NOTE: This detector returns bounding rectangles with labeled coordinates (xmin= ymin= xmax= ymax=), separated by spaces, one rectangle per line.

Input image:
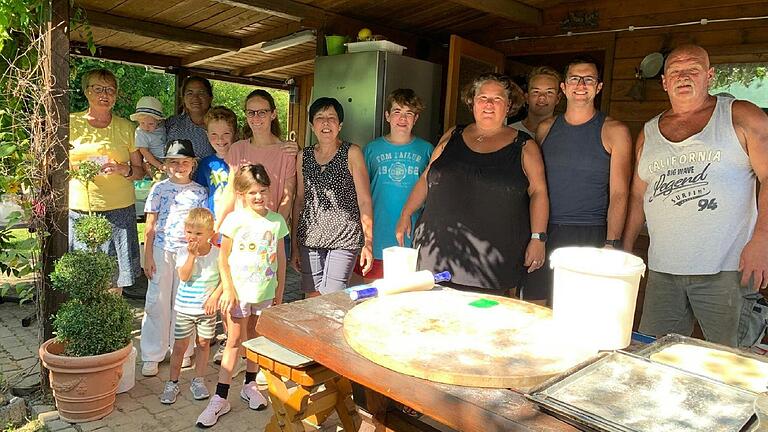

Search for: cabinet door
xmin=444 ymin=35 xmax=504 ymax=131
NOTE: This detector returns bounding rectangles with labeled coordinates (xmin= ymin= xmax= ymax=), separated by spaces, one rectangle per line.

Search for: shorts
xmin=638 ymin=270 xmax=752 ymax=347
xmin=174 ymin=311 xmax=216 ymax=340
xmin=353 ymin=259 xmax=384 ymax=280
xmin=230 ymin=298 xmax=273 ymax=319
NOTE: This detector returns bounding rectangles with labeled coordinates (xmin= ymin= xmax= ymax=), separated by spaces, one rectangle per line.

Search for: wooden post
xmin=175 ymin=68 xmax=190 ymax=115
xmin=39 ymin=0 xmax=70 ymax=386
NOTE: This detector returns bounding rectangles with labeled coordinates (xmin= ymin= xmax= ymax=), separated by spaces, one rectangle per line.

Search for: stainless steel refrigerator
xmin=313 ymin=51 xmax=442 ymax=147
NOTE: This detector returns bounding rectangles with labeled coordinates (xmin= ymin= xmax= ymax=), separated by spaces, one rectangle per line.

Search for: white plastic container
xmin=345 ymin=40 xmax=406 ymax=55
xmin=382 ymin=246 xmax=418 ymax=278
xmin=116 ymin=346 xmax=137 ymax=394
xmin=550 ymin=247 xmax=646 ymax=351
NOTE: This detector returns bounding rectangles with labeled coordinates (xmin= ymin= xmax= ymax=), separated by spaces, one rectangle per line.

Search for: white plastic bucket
xmin=116 ymin=346 xmax=137 ymax=394
xmin=382 ymin=246 xmax=418 ymax=279
xmin=550 ymin=247 xmax=646 ymax=351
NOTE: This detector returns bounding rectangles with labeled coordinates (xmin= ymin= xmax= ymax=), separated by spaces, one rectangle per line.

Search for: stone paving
xmin=0 ymin=268 xmax=359 ymax=432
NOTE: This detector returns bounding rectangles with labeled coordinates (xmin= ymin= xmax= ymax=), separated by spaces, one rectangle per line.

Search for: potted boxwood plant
xmin=39 ymin=161 xmax=134 ymax=423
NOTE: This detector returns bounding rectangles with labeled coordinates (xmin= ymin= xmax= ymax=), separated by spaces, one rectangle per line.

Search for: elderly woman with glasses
xmin=69 ymin=68 xmax=145 ymax=293
xmin=165 ymin=76 xmax=216 ymax=159
xmin=215 ymin=89 xmax=298 ymax=231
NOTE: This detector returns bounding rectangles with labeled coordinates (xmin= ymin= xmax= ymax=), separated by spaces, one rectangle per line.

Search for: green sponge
xmin=468 ymin=298 xmax=499 ymax=308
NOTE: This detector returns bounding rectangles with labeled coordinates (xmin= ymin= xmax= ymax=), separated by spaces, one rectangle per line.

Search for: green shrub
xmin=53 ymin=292 xmax=133 ymax=357
xmin=50 ymin=250 xmax=115 ymax=299
xmin=73 ymin=214 xmax=112 ymax=250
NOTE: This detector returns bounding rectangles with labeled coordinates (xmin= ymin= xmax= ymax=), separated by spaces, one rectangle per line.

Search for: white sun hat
xmin=130 ymin=96 xmax=165 ymax=121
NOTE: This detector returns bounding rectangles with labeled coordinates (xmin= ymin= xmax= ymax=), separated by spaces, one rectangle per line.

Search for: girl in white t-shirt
xmin=196 ymin=164 xmax=288 ymax=428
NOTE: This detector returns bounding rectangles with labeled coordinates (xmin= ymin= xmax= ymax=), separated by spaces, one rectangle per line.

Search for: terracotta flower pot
xmin=39 ymin=338 xmax=132 ymax=423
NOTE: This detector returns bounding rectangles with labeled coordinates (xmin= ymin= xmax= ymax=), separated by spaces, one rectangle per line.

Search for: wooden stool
xmin=243 ymin=336 xmax=361 ymax=432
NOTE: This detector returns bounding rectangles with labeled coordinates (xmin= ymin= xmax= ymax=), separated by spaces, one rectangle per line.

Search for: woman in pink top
xmin=215 ymin=90 xmax=298 ymax=230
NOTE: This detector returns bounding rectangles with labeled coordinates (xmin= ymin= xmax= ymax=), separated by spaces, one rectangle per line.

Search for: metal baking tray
xmin=635 ymin=334 xmax=768 ymax=394
xmin=526 ymin=350 xmax=758 ymax=432
xmin=636 ymin=334 xmax=768 ymax=362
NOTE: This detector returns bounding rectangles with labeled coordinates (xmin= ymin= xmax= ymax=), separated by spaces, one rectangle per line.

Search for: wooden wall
xmin=289 ymin=73 xmax=314 ymax=149
xmin=488 ymin=0 xmax=768 ymax=140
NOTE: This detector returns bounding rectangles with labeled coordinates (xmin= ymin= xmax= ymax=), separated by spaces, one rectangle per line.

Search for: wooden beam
xmin=181 ymin=22 xmax=305 ymax=67
xmin=84 ymin=9 xmax=242 ymax=51
xmin=449 ymin=0 xmax=542 ymax=25
xmin=213 ymin=0 xmax=318 ymax=21
xmin=70 ymin=43 xmax=182 ymax=68
xmin=40 ymin=0 xmax=70 ymax=374
xmin=235 ymin=50 xmax=315 ymax=76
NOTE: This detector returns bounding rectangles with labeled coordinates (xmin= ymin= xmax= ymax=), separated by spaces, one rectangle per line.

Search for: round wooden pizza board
xmin=343 ymin=289 xmax=598 ymax=389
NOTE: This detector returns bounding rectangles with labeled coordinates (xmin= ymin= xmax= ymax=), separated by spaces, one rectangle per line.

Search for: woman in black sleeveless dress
xmin=395 ymin=73 xmax=549 ymax=296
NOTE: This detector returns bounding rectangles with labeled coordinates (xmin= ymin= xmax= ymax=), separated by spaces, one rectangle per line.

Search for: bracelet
xmin=124 ymin=164 xmax=133 ymax=178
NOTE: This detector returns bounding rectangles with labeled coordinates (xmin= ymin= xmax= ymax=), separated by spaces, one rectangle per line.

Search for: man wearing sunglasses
xmin=523 ymin=55 xmax=633 ymax=306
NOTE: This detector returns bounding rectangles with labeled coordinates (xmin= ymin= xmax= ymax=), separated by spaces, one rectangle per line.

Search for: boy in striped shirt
xmin=160 ymin=208 xmax=222 ymax=404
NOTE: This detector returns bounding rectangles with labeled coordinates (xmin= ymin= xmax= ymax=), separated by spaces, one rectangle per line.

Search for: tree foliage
xmin=0 ymin=0 xmax=44 ymax=302
xmin=69 ymin=57 xmax=290 ymax=140
xmin=712 ymin=63 xmax=768 ymax=90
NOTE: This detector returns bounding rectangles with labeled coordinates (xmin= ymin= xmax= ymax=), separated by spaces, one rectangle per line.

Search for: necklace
xmin=474 ymin=126 xmax=504 ymax=142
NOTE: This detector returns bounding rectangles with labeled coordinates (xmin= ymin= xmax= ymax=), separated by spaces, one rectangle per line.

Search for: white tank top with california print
xmin=638 ymin=96 xmax=757 ymax=275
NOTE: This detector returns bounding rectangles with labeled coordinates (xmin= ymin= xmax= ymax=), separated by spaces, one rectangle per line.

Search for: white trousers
xmin=140 ymin=245 xmax=194 ymax=362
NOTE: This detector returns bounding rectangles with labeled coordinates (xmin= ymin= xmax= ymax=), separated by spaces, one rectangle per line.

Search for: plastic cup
xmin=382 ymin=246 xmax=418 ymax=279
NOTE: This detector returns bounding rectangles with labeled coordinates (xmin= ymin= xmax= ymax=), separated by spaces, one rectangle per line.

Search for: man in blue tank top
xmin=523 ymin=55 xmax=633 ymax=306
xmin=624 ymin=45 xmax=768 ymax=348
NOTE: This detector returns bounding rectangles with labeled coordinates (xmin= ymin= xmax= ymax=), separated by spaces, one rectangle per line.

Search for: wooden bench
xmin=243 ymin=336 xmax=361 ymax=432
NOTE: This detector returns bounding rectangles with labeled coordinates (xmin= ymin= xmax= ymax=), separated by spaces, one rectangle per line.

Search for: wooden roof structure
xmin=70 ymin=0 xmax=563 ymax=85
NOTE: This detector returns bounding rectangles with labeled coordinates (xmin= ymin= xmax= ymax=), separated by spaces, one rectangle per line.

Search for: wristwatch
xmin=605 ymin=239 xmax=622 ymax=248
xmin=531 ymin=232 xmax=548 ymax=242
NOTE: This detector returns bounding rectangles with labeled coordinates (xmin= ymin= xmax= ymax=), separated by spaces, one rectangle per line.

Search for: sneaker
xmin=196 ymin=395 xmax=231 ymax=428
xmin=240 ymin=381 xmax=268 ymax=410
xmin=181 ymin=356 xmax=193 ymax=368
xmin=213 ymin=342 xmax=225 ymax=365
xmin=141 ymin=361 xmax=159 ymax=377
xmin=190 ymin=377 xmax=210 ymax=400
xmin=231 ymin=357 xmax=246 ymax=379
xmin=256 ymin=370 xmax=268 ymax=386
xmin=159 ymin=381 xmax=180 ymax=404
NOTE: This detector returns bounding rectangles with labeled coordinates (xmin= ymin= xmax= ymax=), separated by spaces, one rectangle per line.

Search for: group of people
xmin=67 ymin=42 xmax=768 ymax=427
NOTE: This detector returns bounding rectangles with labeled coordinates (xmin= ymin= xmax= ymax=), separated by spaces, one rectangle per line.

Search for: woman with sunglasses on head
xmin=69 ymin=68 xmax=145 ymax=294
xmin=215 ymin=89 xmax=298 ymax=232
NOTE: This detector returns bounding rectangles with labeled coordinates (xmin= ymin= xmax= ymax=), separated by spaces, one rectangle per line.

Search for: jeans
xmin=299 ymin=247 xmax=359 ymax=295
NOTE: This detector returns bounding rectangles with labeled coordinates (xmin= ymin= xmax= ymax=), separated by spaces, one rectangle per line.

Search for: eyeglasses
xmin=88 ymin=85 xmax=116 ymax=95
xmin=566 ymin=75 xmax=599 ymax=86
xmin=245 ymin=109 xmax=273 ymax=118
xmin=313 ymin=115 xmax=339 ymax=124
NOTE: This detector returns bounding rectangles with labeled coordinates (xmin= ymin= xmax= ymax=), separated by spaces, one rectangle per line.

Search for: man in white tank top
xmin=624 ymin=45 xmax=768 ymax=347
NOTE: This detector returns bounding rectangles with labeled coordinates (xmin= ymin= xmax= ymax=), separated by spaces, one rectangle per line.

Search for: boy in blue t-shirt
xmin=354 ymin=89 xmax=433 ymax=281
xmin=194 ymin=106 xmax=237 ymax=217
xmin=193 ymin=106 xmax=237 ymax=365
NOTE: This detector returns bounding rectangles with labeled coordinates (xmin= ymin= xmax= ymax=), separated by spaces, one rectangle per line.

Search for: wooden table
xmin=256 ymin=292 xmax=577 ymax=432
